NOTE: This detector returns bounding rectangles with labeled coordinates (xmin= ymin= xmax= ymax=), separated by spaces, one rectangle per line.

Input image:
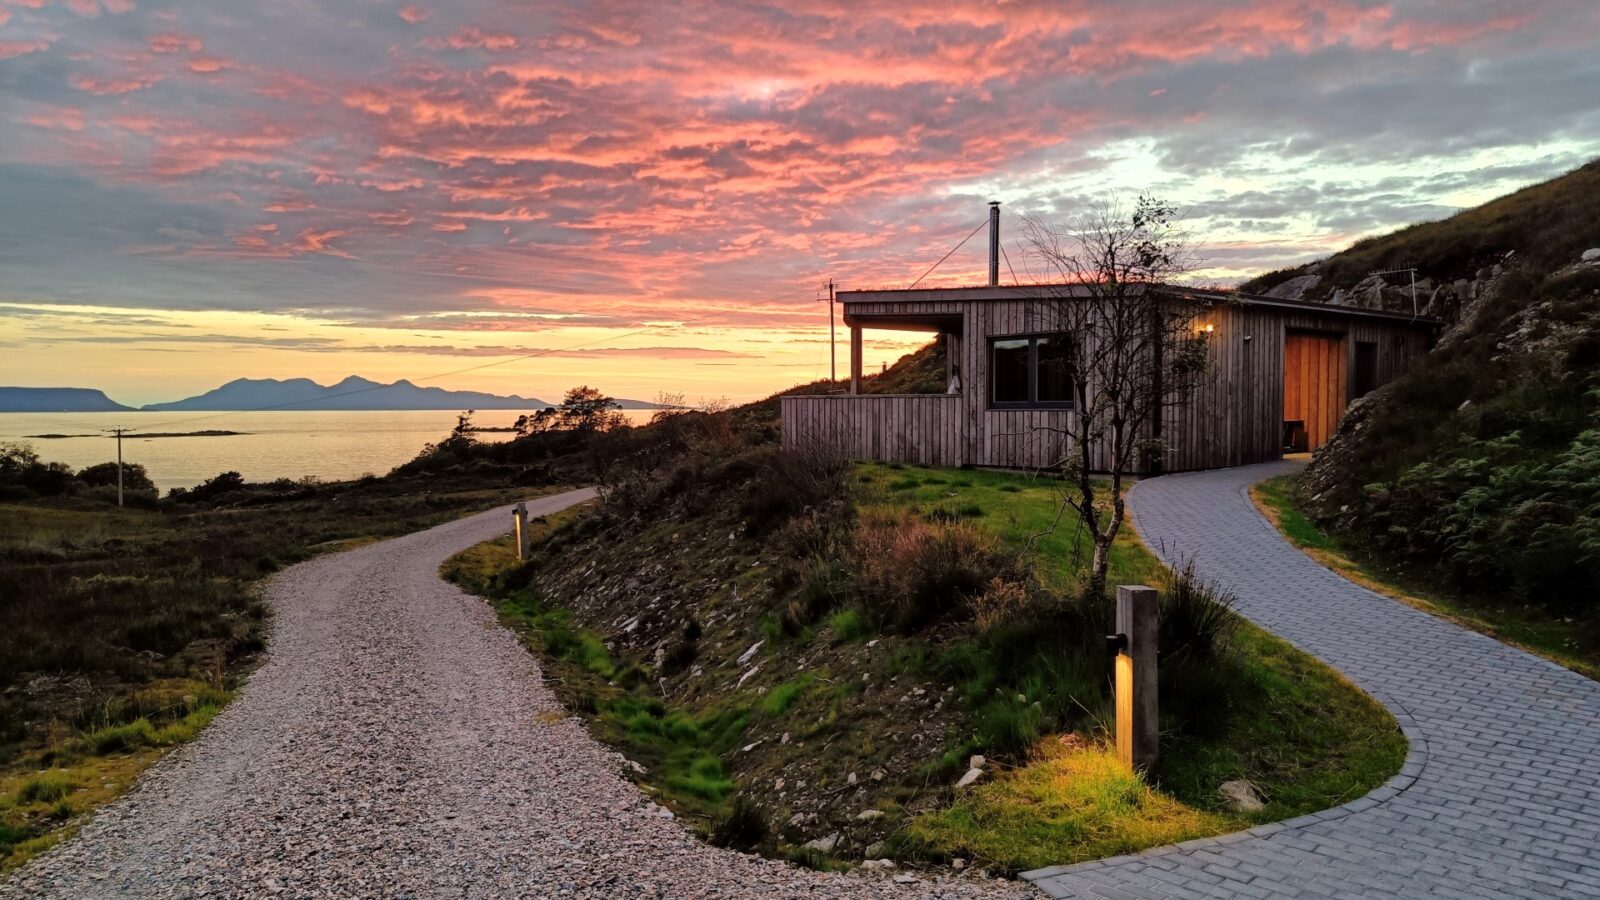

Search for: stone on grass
xmin=855 ymin=809 xmax=883 ymax=821
xmin=1582 ymin=248 xmax=1600 ymax=261
xmin=955 ymin=767 xmax=985 ymax=788
xmin=1219 ymin=779 xmax=1266 ymax=812
xmin=803 ymin=833 xmax=840 ymax=853
xmin=737 ymin=640 xmax=764 ymax=665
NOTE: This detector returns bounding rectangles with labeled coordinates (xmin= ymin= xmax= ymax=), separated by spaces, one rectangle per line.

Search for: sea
xmin=0 ymin=409 xmax=658 ymax=494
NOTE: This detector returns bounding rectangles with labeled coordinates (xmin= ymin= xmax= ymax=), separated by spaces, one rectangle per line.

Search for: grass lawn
xmin=868 ymin=465 xmax=1405 ymax=873
xmin=854 ymin=462 xmax=1164 ymax=592
xmin=1253 ymin=475 xmax=1599 ymax=681
xmin=449 ymin=462 xmax=1406 ymax=877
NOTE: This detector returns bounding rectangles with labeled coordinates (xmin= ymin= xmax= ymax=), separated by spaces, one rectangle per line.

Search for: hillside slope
xmin=1289 ymin=161 xmax=1600 ymax=639
xmin=1242 ymin=159 xmax=1600 ymax=324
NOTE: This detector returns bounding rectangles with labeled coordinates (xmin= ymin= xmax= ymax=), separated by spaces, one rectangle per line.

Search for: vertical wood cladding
xmin=1284 ymin=331 xmax=1347 ymax=451
xmin=784 ymin=293 xmax=1434 ymax=472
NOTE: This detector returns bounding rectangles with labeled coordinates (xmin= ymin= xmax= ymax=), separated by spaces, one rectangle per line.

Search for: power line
xmin=908 ymin=218 xmax=988 ymax=289
xmin=1000 ymin=244 xmax=1020 ymax=285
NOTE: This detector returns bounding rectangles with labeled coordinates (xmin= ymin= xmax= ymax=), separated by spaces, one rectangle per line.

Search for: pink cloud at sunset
xmin=1 ymin=0 xmax=1598 ymax=403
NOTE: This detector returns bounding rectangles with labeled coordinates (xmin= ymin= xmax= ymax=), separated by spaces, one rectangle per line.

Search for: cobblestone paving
xmin=1024 ymin=461 xmax=1600 ymax=899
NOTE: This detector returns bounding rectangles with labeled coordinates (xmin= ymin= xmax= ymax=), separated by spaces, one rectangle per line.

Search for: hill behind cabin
xmin=1286 ymin=159 xmax=1600 ymax=617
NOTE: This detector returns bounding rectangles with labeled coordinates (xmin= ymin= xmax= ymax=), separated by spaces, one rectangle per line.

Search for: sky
xmin=2 ymin=1 xmax=1598 ymax=406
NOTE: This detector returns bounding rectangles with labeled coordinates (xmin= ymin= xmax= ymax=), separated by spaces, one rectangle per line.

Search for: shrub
xmin=970 ymin=577 xmax=1031 ymax=632
xmin=83 ymin=718 xmax=157 ymax=754
xmin=853 ymin=510 xmax=1030 ymax=633
xmin=779 ymin=558 xmax=850 ymax=634
xmin=710 ymin=792 xmax=769 ymax=850
xmin=77 ymin=462 xmax=155 ymax=492
xmin=1158 ymin=560 xmax=1239 ymax=660
xmin=761 ymin=678 xmax=808 ymax=716
xmin=16 ymin=771 xmax=76 ymax=804
xmin=825 ymin=608 xmax=870 ymax=641
xmin=974 ymin=698 xmax=1044 ymax=755
xmin=178 ymin=471 xmax=246 ymax=503
xmin=737 ymin=445 xmax=849 ymax=536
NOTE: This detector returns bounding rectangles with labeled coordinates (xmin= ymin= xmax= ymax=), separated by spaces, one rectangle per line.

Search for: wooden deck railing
xmin=779 ymin=393 xmax=965 ymax=467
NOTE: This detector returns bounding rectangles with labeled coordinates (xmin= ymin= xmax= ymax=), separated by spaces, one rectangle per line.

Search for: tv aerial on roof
xmin=1369 ymin=265 xmax=1419 ymax=318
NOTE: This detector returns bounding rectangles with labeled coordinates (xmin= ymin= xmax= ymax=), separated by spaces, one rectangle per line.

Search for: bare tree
xmin=1020 ymin=195 xmax=1211 ymax=598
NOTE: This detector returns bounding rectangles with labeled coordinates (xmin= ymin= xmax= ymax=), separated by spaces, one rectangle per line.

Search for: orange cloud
xmin=70 ymin=73 xmax=160 ymax=94
xmin=185 ymin=54 xmax=233 ymax=73
xmin=148 ymin=32 xmax=201 ymax=53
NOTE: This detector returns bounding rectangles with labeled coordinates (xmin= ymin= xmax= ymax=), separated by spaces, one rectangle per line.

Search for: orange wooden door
xmin=1283 ymin=332 xmax=1347 ymax=450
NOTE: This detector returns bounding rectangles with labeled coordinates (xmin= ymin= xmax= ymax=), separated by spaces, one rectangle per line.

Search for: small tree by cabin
xmin=1019 ymin=196 xmax=1211 ymax=597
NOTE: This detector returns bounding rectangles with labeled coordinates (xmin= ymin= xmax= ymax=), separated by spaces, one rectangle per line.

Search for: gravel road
xmin=3 ymin=489 xmax=1031 ymax=900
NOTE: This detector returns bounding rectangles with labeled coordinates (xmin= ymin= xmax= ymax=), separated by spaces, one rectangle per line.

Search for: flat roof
xmin=838 ymin=283 xmax=1442 ymax=328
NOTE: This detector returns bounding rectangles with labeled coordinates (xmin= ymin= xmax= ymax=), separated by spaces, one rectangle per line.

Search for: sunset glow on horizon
xmin=3 ymin=1 xmax=1598 ymax=405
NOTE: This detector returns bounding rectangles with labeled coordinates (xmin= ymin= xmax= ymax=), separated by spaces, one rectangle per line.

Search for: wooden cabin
xmin=780 ymin=284 xmax=1438 ymax=473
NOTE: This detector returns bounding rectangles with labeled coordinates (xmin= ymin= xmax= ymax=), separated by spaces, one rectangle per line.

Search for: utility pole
xmin=109 ymin=427 xmax=128 ymax=507
xmin=819 ymin=278 xmax=837 ymax=384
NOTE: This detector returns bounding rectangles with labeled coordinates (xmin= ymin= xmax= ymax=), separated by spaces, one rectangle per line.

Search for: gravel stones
xmin=1 ymin=489 xmax=1029 ymax=900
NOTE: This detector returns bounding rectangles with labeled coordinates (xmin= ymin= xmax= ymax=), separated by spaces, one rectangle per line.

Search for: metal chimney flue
xmin=987 ymin=201 xmax=1001 ymax=287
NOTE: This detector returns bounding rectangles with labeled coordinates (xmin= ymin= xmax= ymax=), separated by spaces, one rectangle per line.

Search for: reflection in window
xmin=1037 ymin=336 xmax=1073 ymax=403
xmin=992 ymin=339 xmax=1030 ymax=404
xmin=988 ymin=334 xmax=1073 ymax=408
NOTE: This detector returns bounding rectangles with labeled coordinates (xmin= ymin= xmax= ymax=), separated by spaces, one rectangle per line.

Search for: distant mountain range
xmin=0 ymin=387 xmax=135 ymax=412
xmin=1 ymin=377 xmax=661 ymax=413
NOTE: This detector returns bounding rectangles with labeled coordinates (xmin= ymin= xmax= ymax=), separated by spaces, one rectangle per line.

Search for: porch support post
xmin=849 ymin=325 xmax=863 ymax=394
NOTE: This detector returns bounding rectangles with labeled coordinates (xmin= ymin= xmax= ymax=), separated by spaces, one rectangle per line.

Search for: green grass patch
xmin=855 ymin=463 xmax=1163 ymax=593
xmin=15 ymin=771 xmax=76 ymax=804
xmin=825 ymin=608 xmax=869 ymax=642
xmin=867 ymin=465 xmax=1406 ymax=869
xmin=909 ymin=742 xmax=1230 ymax=874
xmin=761 ymin=677 xmax=810 ymax=716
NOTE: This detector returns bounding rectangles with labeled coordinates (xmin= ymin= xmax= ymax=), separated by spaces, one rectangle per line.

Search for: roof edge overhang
xmin=839 ymin=283 xmax=1442 ymax=328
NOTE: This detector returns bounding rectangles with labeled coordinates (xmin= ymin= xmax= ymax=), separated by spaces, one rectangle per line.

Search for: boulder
xmin=1219 ymin=779 xmax=1266 ymax=812
xmin=737 ymin=640 xmax=764 ymax=665
xmin=803 ymin=833 xmax=840 ymax=853
xmin=1263 ymin=273 xmax=1321 ymax=300
xmin=1583 ymin=248 xmax=1600 ymax=262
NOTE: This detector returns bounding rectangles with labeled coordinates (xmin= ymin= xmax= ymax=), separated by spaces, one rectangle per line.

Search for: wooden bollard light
xmin=1109 ymin=585 xmax=1159 ymax=771
xmin=513 ymin=502 xmax=530 ymax=562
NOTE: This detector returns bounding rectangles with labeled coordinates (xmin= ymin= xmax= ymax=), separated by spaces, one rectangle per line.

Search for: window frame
xmin=988 ymin=332 xmax=1076 ymax=410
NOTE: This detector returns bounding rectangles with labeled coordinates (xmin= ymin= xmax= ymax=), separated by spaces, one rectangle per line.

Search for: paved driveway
xmin=1025 ymin=461 xmax=1600 ymax=899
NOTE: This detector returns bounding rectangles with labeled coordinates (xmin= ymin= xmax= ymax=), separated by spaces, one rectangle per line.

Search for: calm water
xmin=0 ymin=409 xmax=656 ymax=493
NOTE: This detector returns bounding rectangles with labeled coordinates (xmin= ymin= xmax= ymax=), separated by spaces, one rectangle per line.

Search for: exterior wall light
xmin=1197 ymin=323 xmax=1215 ymax=334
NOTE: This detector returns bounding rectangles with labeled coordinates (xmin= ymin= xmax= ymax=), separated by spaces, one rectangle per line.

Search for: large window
xmin=989 ymin=334 xmax=1074 ymax=409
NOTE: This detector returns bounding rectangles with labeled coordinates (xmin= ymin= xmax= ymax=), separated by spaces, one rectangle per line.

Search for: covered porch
xmin=781 ymin=303 xmax=969 ymax=467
